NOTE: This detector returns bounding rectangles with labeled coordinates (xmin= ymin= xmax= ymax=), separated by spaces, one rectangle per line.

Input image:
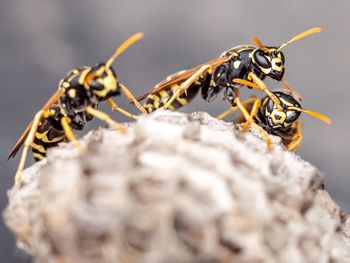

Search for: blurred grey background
xmin=0 ymin=0 xmax=349 ymax=262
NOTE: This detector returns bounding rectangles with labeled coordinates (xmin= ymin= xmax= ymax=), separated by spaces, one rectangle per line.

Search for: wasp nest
xmin=3 ymin=111 xmax=350 ymax=263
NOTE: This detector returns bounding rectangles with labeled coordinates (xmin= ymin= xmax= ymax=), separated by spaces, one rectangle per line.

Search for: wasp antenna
xmin=105 ymin=32 xmax=144 ymax=69
xmin=289 ymin=107 xmax=331 ymax=124
xmin=281 ymin=78 xmax=303 ymax=101
xmin=277 ymin=27 xmax=323 ymax=52
xmin=233 ymin=78 xmax=260 ymax=90
xmin=251 ymin=37 xmax=268 ymax=51
xmin=251 ymin=37 xmax=265 ymax=48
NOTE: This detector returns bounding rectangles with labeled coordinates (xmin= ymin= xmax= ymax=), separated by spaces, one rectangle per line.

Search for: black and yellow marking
xmin=217 ymin=89 xmax=331 ymax=152
xmin=143 ymin=65 xmax=212 ymax=113
xmin=9 ymin=33 xmax=147 ymax=186
xmin=31 ymin=110 xmax=66 ymax=161
xmin=144 ymin=82 xmax=201 ymax=113
xmin=138 ymin=28 xmax=323 ymax=116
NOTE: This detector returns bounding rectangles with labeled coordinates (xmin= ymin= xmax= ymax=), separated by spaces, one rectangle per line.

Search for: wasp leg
xmin=235 ymin=97 xmax=272 ymax=150
xmin=287 ymin=121 xmax=303 ymax=152
xmin=161 ymin=64 xmax=213 ymax=110
xmin=86 ymin=106 xmax=126 ymax=133
xmin=216 ymin=97 xmax=257 ymax=120
xmin=247 ymin=72 xmax=283 ymax=111
xmin=234 ymin=87 xmax=240 ymax=99
xmin=14 ymin=110 xmax=44 ymax=185
xmin=61 ymin=116 xmax=83 ymax=151
xmin=249 ymin=121 xmax=272 ymax=151
xmin=241 ymin=98 xmax=261 ymax=132
xmin=119 ymin=84 xmax=147 ymax=114
xmin=106 ymin=99 xmax=138 ymax=120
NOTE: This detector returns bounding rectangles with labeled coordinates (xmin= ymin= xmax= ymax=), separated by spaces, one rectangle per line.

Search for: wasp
xmin=8 ymin=33 xmax=147 ymax=185
xmin=217 ymin=80 xmax=331 ymax=151
xmin=137 ymin=28 xmax=322 ymax=113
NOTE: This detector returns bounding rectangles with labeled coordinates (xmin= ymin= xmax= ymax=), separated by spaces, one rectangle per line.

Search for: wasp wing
xmin=136 ymin=56 xmax=230 ymax=101
xmin=7 ymin=121 xmax=34 ymax=159
xmin=8 ymin=89 xmax=64 ymax=159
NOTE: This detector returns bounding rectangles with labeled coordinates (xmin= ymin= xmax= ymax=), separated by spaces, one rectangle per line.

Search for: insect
xmin=8 ymin=33 xmax=147 ymax=185
xmin=217 ymin=80 xmax=331 ymax=151
xmin=137 ymin=28 xmax=322 ymax=113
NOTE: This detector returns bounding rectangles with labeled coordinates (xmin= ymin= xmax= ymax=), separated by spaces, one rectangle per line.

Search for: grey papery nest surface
xmin=3 ymin=111 xmax=350 ymax=263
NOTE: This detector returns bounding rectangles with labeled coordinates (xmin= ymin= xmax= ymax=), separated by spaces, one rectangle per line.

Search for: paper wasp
xmin=137 ymin=28 xmax=322 ymax=113
xmin=217 ymin=79 xmax=331 ymax=151
xmin=8 ymin=33 xmax=147 ymax=185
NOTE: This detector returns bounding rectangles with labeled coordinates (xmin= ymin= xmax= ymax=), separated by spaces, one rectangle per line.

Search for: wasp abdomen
xmin=144 ymin=84 xmax=201 ymax=113
xmin=31 ymin=109 xmax=65 ymax=161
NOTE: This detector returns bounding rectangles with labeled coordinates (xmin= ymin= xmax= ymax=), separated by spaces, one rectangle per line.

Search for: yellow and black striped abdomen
xmin=144 ymin=84 xmax=200 ymax=113
xmin=31 ymin=110 xmax=65 ymax=161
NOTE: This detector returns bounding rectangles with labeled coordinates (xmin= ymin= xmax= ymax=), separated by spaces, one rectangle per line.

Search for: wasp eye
xmin=286 ymin=110 xmax=300 ymax=123
xmin=254 ymin=50 xmax=271 ymax=68
xmin=266 ymin=97 xmax=275 ymax=112
xmin=277 ymin=51 xmax=285 ymax=64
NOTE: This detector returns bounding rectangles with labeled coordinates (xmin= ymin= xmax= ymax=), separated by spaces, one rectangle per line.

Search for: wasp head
xmin=252 ymin=48 xmax=285 ymax=81
xmin=261 ymin=91 xmax=301 ymax=130
xmin=84 ymin=63 xmax=120 ymax=100
xmin=251 ymin=28 xmax=323 ymax=81
xmin=82 ymin=33 xmax=144 ymax=101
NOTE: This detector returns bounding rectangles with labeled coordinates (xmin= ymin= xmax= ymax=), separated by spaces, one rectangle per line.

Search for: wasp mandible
xmin=137 ymin=28 xmax=322 ymax=113
xmin=8 ymin=33 xmax=147 ymax=185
